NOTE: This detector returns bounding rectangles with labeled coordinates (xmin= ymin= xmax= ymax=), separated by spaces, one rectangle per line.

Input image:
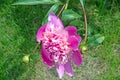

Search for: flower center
xmin=42 ymin=31 xmax=71 ymax=64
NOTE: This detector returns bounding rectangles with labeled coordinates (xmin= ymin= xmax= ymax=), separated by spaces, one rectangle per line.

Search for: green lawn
xmin=0 ymin=0 xmax=120 ymax=80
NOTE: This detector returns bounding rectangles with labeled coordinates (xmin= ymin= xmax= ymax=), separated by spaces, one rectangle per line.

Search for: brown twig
xmin=81 ymin=6 xmax=88 ymax=44
xmin=32 ymin=43 xmax=40 ymax=53
xmin=57 ymin=4 xmax=66 ymax=17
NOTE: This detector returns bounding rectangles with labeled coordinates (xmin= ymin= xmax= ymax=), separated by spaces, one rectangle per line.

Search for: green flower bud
xmin=22 ymin=55 xmax=30 ymax=63
xmin=81 ymin=45 xmax=88 ymax=54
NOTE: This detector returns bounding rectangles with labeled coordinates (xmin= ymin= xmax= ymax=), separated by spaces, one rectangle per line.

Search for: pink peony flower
xmin=36 ymin=12 xmax=82 ymax=79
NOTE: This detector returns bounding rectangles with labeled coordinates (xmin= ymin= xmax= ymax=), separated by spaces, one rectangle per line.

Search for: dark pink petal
xmin=75 ymin=34 xmax=82 ymax=42
xmin=56 ymin=64 xmax=65 ymax=79
xmin=65 ymin=26 xmax=77 ymax=35
xmin=48 ymin=12 xmax=64 ymax=29
xmin=65 ymin=26 xmax=82 ymax=43
xmin=36 ymin=24 xmax=46 ymax=43
xmin=72 ymin=50 xmax=82 ymax=66
xmin=64 ymin=61 xmax=73 ymax=76
xmin=68 ymin=36 xmax=80 ymax=50
xmin=41 ymin=46 xmax=54 ymax=68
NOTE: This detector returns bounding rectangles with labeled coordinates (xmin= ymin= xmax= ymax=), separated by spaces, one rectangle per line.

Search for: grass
xmin=0 ymin=0 xmax=120 ymax=80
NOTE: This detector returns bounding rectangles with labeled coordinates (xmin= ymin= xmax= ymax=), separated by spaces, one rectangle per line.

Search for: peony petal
xmin=65 ymin=26 xmax=82 ymax=42
xmin=56 ymin=64 xmax=65 ymax=79
xmin=64 ymin=61 xmax=73 ymax=77
xmin=41 ymin=45 xmax=54 ymax=68
xmin=36 ymin=24 xmax=46 ymax=43
xmin=72 ymin=50 xmax=82 ymax=66
xmin=75 ymin=34 xmax=82 ymax=42
xmin=65 ymin=26 xmax=77 ymax=35
xmin=68 ymin=36 xmax=80 ymax=50
xmin=48 ymin=12 xmax=64 ymax=29
xmin=45 ymin=21 xmax=54 ymax=31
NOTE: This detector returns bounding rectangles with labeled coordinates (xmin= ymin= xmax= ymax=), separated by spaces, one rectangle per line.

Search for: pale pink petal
xmin=48 ymin=12 xmax=64 ymax=29
xmin=41 ymin=46 xmax=54 ymax=68
xmin=68 ymin=36 xmax=80 ymax=50
xmin=36 ymin=24 xmax=46 ymax=43
xmin=65 ymin=26 xmax=77 ymax=35
xmin=72 ymin=50 xmax=82 ymax=66
xmin=64 ymin=61 xmax=73 ymax=76
xmin=56 ymin=65 xmax=65 ymax=79
xmin=45 ymin=21 xmax=54 ymax=31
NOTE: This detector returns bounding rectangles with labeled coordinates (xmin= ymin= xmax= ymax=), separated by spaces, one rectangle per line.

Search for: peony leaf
xmin=80 ymin=0 xmax=84 ymax=7
xmin=87 ymin=34 xmax=105 ymax=46
xmin=96 ymin=36 xmax=105 ymax=44
xmin=12 ymin=0 xmax=62 ymax=5
xmin=62 ymin=9 xmax=80 ymax=21
xmin=69 ymin=19 xmax=82 ymax=27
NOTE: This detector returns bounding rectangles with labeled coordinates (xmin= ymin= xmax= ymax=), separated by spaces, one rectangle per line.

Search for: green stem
xmin=32 ymin=43 xmax=40 ymax=53
xmin=81 ymin=5 xmax=88 ymax=44
xmin=57 ymin=0 xmax=70 ymax=17
xmin=57 ymin=4 xmax=66 ymax=17
xmin=65 ymin=0 xmax=70 ymax=9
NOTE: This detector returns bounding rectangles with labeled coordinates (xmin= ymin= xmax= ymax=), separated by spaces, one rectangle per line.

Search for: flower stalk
xmin=57 ymin=0 xmax=70 ymax=17
xmin=65 ymin=0 xmax=70 ymax=9
xmin=32 ymin=43 xmax=40 ymax=53
xmin=81 ymin=4 xmax=88 ymax=44
xmin=57 ymin=4 xmax=66 ymax=17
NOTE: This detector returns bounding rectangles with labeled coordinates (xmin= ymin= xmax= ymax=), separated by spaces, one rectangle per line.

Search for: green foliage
xmin=87 ymin=34 xmax=105 ymax=46
xmin=80 ymin=0 xmax=84 ymax=7
xmin=70 ymin=19 xmax=82 ymax=27
xmin=12 ymin=0 xmax=62 ymax=5
xmin=62 ymin=9 xmax=80 ymax=21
